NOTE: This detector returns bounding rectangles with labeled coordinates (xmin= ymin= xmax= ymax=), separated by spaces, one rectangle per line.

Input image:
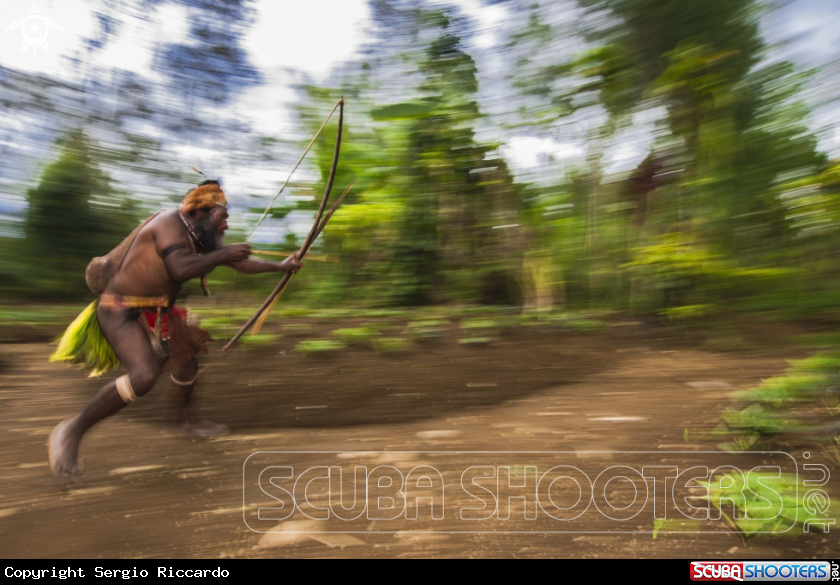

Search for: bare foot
xmin=48 ymin=418 xmax=81 ymax=487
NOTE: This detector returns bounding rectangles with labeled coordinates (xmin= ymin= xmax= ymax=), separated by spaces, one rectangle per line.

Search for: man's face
xmin=210 ymin=207 xmax=229 ymax=236
xmin=195 ymin=207 xmax=228 ymax=251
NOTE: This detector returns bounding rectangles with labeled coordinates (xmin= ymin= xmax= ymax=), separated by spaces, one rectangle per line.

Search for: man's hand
xmin=279 ymin=255 xmax=304 ymax=275
xmin=223 ymin=243 xmax=252 ymax=264
xmin=227 ymin=252 xmax=303 ymax=275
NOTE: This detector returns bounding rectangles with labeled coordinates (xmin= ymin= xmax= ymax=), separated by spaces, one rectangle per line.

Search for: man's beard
xmin=195 ymin=212 xmax=223 ymax=252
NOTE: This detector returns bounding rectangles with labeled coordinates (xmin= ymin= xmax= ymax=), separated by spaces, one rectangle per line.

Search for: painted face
xmin=211 ymin=207 xmax=229 ymax=236
xmin=195 ymin=208 xmax=226 ymax=252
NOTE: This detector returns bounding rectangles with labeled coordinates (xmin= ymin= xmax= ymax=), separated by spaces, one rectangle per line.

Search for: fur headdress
xmin=180 ymin=180 xmax=228 ymax=213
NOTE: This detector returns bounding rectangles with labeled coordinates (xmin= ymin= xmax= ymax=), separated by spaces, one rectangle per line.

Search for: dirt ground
xmin=0 ymin=315 xmax=837 ymax=559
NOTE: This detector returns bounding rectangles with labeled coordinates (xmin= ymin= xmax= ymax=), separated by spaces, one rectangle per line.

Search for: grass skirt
xmin=50 ymin=301 xmax=120 ymax=377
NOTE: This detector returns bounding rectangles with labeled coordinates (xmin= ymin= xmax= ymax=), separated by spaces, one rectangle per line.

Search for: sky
xmin=0 ymin=0 xmax=838 ymax=228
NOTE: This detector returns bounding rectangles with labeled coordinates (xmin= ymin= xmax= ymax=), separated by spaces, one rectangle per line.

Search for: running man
xmin=48 ymin=180 xmax=302 ymax=486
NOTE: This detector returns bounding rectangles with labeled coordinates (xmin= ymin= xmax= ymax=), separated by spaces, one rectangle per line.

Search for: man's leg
xmin=49 ymin=307 xmax=160 ymax=485
xmin=169 ymin=358 xmax=228 ymax=438
xmin=169 ymin=357 xmax=199 ymax=428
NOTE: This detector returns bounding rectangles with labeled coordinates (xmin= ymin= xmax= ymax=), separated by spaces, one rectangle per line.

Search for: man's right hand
xmin=223 ymin=243 xmax=252 ymax=264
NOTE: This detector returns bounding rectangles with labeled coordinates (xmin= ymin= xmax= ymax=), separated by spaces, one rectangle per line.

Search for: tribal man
xmin=48 ymin=180 xmax=302 ymax=486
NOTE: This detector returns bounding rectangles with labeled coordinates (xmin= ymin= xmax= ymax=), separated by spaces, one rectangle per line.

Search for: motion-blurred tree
xmin=296 ymin=8 xmax=524 ymax=308
xmin=508 ymin=0 xmax=827 ymax=315
xmin=579 ymin=0 xmax=824 ymax=254
xmin=25 ymin=129 xmax=128 ymax=298
xmin=579 ymin=0 xmax=763 ymax=102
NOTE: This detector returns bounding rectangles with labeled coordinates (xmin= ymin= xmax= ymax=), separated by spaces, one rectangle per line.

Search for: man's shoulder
xmin=126 ymin=210 xmax=184 ymax=252
xmin=143 ymin=209 xmax=182 ymax=234
xmin=146 ymin=209 xmax=191 ymax=256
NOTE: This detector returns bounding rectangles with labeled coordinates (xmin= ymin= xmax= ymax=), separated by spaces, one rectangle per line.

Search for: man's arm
xmin=231 ymin=256 xmax=303 ymax=275
xmin=154 ymin=217 xmax=251 ymax=283
xmin=162 ymin=246 xmax=251 ymax=283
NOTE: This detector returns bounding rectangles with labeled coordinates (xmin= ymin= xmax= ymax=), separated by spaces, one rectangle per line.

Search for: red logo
xmin=691 ymin=562 xmax=744 ymax=581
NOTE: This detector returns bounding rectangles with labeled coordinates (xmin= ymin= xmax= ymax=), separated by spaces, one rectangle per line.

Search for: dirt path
xmin=0 ymin=322 xmax=836 ymax=558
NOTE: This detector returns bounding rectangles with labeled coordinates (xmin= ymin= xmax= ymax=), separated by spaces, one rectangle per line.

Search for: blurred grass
xmin=295 ymin=339 xmax=345 ymax=353
xmin=0 ymin=302 xmax=826 ymax=353
xmin=241 ymin=333 xmax=282 ymax=346
xmin=371 ymin=337 xmax=411 ymax=352
xmin=331 ymin=327 xmax=379 ymax=346
xmin=0 ymin=305 xmax=89 ymax=327
xmin=792 ymin=332 xmax=840 ymax=348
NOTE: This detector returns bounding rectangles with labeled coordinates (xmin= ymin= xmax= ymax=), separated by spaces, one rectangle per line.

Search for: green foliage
xmin=371 ymin=337 xmax=411 ymax=353
xmin=240 ymin=333 xmax=281 ymax=346
xmin=370 ymin=102 xmax=434 ymax=120
xmin=294 ymin=339 xmax=345 ymax=353
xmin=0 ymin=305 xmax=84 ymax=327
xmin=652 ymin=518 xmax=703 ymax=539
xmin=714 ymin=352 xmax=840 ymax=453
xmin=624 ymin=235 xmax=725 ymax=314
xmin=696 ymin=471 xmax=837 ymax=539
xmin=660 ymin=304 xmax=714 ymax=322
xmin=247 ymin=205 xmax=293 ymax=220
xmin=281 ymin=323 xmax=313 ymax=337
xmin=404 ymin=320 xmax=450 ymax=342
xmin=460 ymin=318 xmax=502 ymax=330
xmin=564 ymin=319 xmax=607 ymax=332
xmin=198 ymin=317 xmax=230 ymax=338
xmin=579 ymin=0 xmax=764 ymax=101
xmin=331 ymin=327 xmax=379 ymax=346
xmin=3 ymin=0 xmax=835 ymax=331
xmin=458 ymin=337 xmax=494 ymax=345
xmin=458 ymin=318 xmax=503 ymax=344
xmin=625 ymin=234 xmax=793 ymax=316
xmin=22 ymin=130 xmax=134 ymax=298
xmin=294 ymin=8 xmax=524 ymax=308
xmin=277 ymin=308 xmax=313 ymax=318
xmin=503 ymin=0 xmax=827 ymax=317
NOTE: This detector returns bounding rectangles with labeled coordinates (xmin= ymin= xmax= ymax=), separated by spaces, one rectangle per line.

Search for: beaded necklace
xmin=178 ymin=212 xmax=204 ymax=250
xmin=178 ymin=212 xmax=211 ymax=296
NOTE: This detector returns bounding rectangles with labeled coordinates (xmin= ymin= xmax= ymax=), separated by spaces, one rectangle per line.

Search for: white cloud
xmin=224 ymin=167 xmax=292 ymax=202
xmin=89 ymin=3 xmax=196 ymax=81
xmin=603 ymin=142 xmax=644 ymax=174
xmin=603 ymin=105 xmax=666 ymax=174
xmin=439 ymin=0 xmax=509 ymax=49
xmin=121 ymin=117 xmax=158 ymax=136
xmin=170 ymin=143 xmax=220 ymax=169
xmin=233 ymin=68 xmax=298 ymax=137
xmin=762 ymin=0 xmax=840 ymax=68
xmin=91 ymin=17 xmax=154 ymax=78
xmin=155 ymin=3 xmax=191 ymax=43
xmin=502 ymin=136 xmax=584 ymax=171
xmin=232 ymin=0 xmax=374 ymax=194
xmin=243 ymin=0 xmax=371 ymax=80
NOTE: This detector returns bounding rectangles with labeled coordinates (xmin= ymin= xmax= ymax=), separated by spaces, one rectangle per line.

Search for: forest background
xmin=0 ymin=0 xmax=837 ymax=323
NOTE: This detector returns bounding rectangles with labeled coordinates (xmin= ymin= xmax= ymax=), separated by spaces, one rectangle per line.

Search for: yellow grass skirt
xmin=50 ymin=301 xmax=120 ymax=377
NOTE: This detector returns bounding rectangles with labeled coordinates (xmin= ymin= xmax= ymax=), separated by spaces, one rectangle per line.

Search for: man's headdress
xmin=180 ymin=180 xmax=229 ymax=213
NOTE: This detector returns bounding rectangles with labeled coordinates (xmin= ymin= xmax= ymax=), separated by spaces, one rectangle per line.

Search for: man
xmin=48 ymin=180 xmax=302 ymax=486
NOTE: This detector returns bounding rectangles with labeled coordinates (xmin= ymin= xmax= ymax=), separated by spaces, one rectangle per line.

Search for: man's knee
xmin=129 ymin=367 xmax=160 ymax=397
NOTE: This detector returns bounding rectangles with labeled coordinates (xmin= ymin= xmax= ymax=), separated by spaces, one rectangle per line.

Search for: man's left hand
xmin=279 ymin=255 xmax=304 ymax=274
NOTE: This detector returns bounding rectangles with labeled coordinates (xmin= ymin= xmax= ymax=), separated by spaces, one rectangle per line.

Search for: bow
xmin=222 ymin=96 xmax=348 ymax=351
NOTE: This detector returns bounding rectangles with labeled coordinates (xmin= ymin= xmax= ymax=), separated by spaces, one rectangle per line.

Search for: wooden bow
xmin=222 ymin=96 xmax=348 ymax=351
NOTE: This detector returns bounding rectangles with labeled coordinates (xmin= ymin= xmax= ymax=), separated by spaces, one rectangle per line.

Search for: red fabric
xmin=142 ymin=307 xmax=188 ymax=341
